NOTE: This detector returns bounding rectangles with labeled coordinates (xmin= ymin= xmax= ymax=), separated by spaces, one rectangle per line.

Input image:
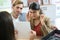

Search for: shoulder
xmin=20 ymin=13 xmax=26 ymax=15
xmin=19 ymin=13 xmax=26 ymax=17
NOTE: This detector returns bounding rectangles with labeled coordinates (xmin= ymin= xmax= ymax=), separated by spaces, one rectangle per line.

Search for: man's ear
xmin=12 ymin=6 xmax=14 ymax=9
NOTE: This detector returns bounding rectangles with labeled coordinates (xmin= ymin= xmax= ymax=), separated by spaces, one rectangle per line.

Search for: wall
xmin=40 ymin=5 xmax=56 ymax=24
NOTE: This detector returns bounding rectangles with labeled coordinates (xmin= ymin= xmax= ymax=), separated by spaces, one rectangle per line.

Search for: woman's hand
xmin=30 ymin=30 xmax=36 ymax=37
xmin=30 ymin=30 xmax=36 ymax=40
xmin=40 ymin=14 xmax=46 ymax=26
xmin=26 ymin=12 xmax=32 ymax=21
xmin=40 ymin=15 xmax=46 ymax=26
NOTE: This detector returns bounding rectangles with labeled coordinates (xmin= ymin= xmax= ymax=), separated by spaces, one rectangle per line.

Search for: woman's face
xmin=29 ymin=9 xmax=40 ymax=19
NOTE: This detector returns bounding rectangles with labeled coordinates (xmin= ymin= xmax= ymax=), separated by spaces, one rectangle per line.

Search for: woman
xmin=0 ymin=11 xmax=16 ymax=40
xmin=27 ymin=2 xmax=57 ymax=40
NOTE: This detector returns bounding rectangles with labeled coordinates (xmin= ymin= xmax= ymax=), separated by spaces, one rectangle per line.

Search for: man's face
xmin=12 ymin=4 xmax=23 ymax=15
xmin=29 ymin=9 xmax=40 ymax=19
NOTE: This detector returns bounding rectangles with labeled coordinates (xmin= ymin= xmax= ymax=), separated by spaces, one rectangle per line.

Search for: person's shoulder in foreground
xmin=0 ymin=11 xmax=16 ymax=40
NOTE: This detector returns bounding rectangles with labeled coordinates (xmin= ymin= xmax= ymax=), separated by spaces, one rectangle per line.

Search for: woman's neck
xmin=34 ymin=18 xmax=40 ymax=26
xmin=34 ymin=17 xmax=40 ymax=22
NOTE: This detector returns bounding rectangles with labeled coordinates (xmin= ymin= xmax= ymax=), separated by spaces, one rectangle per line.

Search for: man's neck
xmin=12 ymin=12 xmax=18 ymax=19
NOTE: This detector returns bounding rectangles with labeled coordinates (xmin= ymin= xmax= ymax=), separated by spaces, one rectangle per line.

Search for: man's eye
xmin=30 ymin=12 xmax=32 ymax=13
xmin=20 ymin=8 xmax=22 ymax=9
xmin=16 ymin=7 xmax=19 ymax=9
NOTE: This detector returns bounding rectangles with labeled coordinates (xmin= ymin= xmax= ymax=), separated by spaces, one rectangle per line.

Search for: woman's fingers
xmin=30 ymin=30 xmax=36 ymax=36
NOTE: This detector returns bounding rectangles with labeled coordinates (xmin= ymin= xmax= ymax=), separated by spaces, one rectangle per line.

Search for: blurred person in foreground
xmin=0 ymin=11 xmax=15 ymax=40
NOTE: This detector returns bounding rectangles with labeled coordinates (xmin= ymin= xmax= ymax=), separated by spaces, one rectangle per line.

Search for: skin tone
xmin=29 ymin=9 xmax=40 ymax=20
xmin=29 ymin=9 xmax=41 ymax=40
xmin=29 ymin=9 xmax=44 ymax=26
xmin=12 ymin=4 xmax=23 ymax=39
xmin=12 ymin=4 xmax=23 ymax=19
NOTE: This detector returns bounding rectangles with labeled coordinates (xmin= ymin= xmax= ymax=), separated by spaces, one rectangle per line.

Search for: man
xmin=11 ymin=0 xmax=26 ymax=22
xmin=11 ymin=0 xmax=26 ymax=38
